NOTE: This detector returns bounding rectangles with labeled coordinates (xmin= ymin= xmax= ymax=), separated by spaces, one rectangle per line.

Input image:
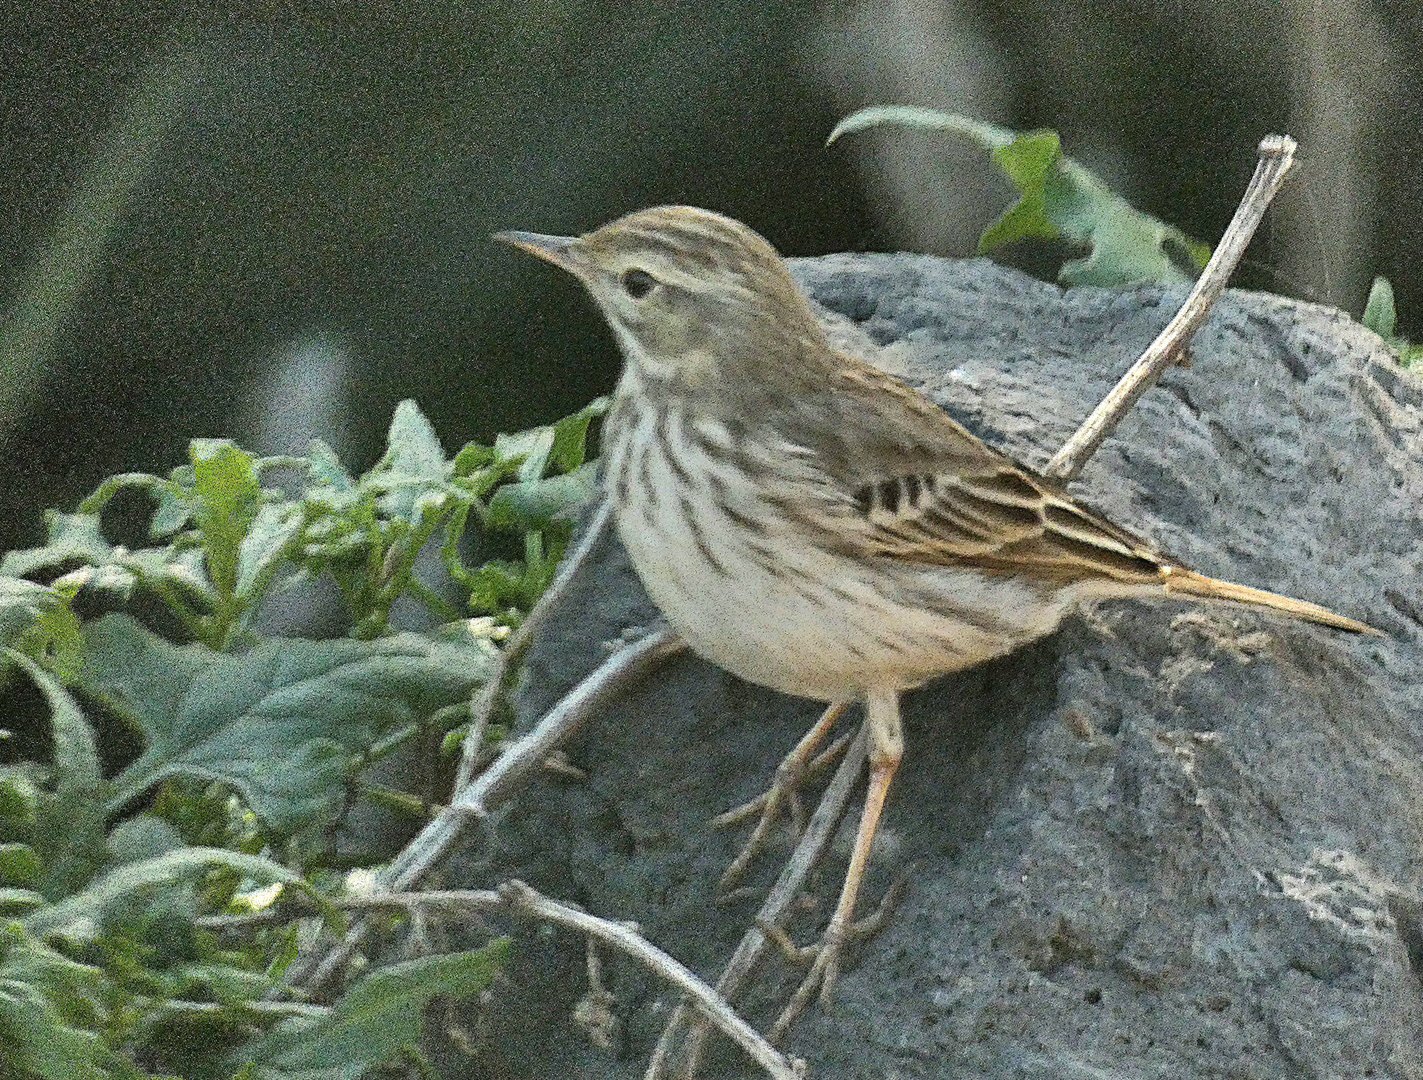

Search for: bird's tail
xmin=1159 ymin=567 xmax=1380 ymax=635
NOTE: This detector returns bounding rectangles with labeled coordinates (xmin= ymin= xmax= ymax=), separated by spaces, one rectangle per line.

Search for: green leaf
xmin=233 ymin=941 xmax=508 ymax=1078
xmin=0 ymin=843 xmax=42 ymax=886
xmin=546 ymin=396 xmax=609 ymax=474
xmin=0 ymin=933 xmax=112 ymax=1080
xmin=485 ymin=463 xmax=600 ymax=530
xmin=81 ymin=615 xmax=490 ymax=835
xmin=828 ymin=106 xmax=1211 ymax=286
xmin=2 ymin=650 xmax=106 ymax=899
xmin=305 ymin=439 xmax=356 ymax=491
xmin=1362 ymin=276 xmax=1397 ymax=338
xmin=148 ymin=481 xmax=193 ymax=538
xmin=0 ymin=887 xmax=46 ymax=913
xmin=191 ymin=440 xmax=264 ymax=601
xmin=374 ymin=401 xmax=451 ymax=522
xmin=494 ymin=425 xmax=557 ymax=483
xmin=383 ymin=400 xmax=447 ymax=482
xmin=171 ymin=961 xmax=273 ymax=1006
xmin=235 ymin=502 xmax=304 ymax=602
xmin=22 ymin=846 xmax=298 ymax=938
xmin=464 ymin=561 xmax=526 ymax=615
xmin=978 ymin=129 xmax=1062 ymax=249
xmin=0 ymin=767 xmax=40 ymax=824
xmin=0 ymin=577 xmax=82 ymax=682
xmin=74 ymin=472 xmax=165 ymax=516
xmin=105 ymin=814 xmax=185 ymax=867
xmin=452 ymin=441 xmax=495 ymax=476
xmin=0 ymin=511 xmax=113 ymax=579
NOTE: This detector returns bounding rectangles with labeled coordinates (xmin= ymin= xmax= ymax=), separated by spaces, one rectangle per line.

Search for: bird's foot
xmin=712 ymin=726 xmax=854 ymax=893
xmin=758 ymin=874 xmax=909 ymax=1041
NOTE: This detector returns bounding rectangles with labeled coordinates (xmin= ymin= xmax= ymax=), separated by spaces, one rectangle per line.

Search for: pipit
xmin=495 ymin=206 xmax=1375 ymax=1026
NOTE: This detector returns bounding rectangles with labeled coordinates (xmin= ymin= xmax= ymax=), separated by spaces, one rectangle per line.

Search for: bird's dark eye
xmin=621 ymin=268 xmax=657 ymax=299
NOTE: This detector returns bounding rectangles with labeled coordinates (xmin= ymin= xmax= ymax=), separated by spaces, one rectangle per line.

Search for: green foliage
xmin=81 ymin=614 xmax=489 ymax=838
xmin=0 ymin=398 xmax=612 ymax=1078
xmin=1 ymin=398 xmax=606 ymax=648
xmin=828 ymin=106 xmax=1211 ymax=286
xmin=0 ymin=929 xmax=128 ymax=1080
xmin=1362 ymin=276 xmax=1423 ymax=368
xmin=0 ymin=578 xmax=83 ymax=683
xmin=233 ymin=942 xmax=508 ymax=1078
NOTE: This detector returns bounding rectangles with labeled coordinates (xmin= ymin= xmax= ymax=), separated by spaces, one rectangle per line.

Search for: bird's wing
xmin=803 ymin=359 xmax=1170 ymax=584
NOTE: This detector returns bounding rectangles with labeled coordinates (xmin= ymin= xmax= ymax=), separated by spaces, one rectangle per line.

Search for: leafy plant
xmin=0 ymin=398 xmax=604 ymax=1078
xmin=1362 ymin=276 xmax=1423 ymax=368
xmin=828 ymin=106 xmax=1211 ymax=287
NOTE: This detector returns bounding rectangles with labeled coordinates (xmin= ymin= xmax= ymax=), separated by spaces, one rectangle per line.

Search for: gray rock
xmin=467 ymin=255 xmax=1423 ymax=1079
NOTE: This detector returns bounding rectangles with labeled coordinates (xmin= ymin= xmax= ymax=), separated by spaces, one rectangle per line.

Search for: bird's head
xmin=495 ymin=206 xmax=828 ymax=386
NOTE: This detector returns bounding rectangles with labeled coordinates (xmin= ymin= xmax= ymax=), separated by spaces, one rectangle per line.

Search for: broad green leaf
xmin=375 ymin=401 xmax=450 ymax=521
xmin=191 ymin=439 xmax=263 ymax=601
xmin=81 ymin=615 xmax=490 ymax=834
xmin=149 ymin=481 xmax=192 ymax=538
xmin=105 ymin=814 xmax=184 ymax=867
xmin=0 ymin=511 xmax=112 ymax=579
xmin=828 ymin=106 xmax=1211 ymax=286
xmin=74 ymin=472 xmax=164 ymax=516
xmin=22 ymin=846 xmax=298 ymax=937
xmin=0 ymin=967 xmax=109 ymax=1080
xmin=2 ymin=650 xmax=105 ymax=899
xmin=1362 ymin=276 xmax=1397 ymax=338
xmin=235 ymin=502 xmax=305 ymax=601
xmin=234 ymin=941 xmax=508 ymax=1079
xmin=0 ymin=843 xmax=42 ymax=886
xmin=485 ymin=463 xmax=600 ymax=530
xmin=0 ymin=577 xmax=82 ymax=681
xmin=171 ymin=961 xmax=273 ymax=1005
xmin=0 ymin=887 xmax=46 ymax=913
xmin=0 ymin=766 xmax=40 ymax=824
xmin=452 ymin=440 xmax=496 ymax=476
xmin=383 ymin=400 xmax=447 ymax=481
xmin=0 ymin=931 xmax=115 ymax=1080
xmin=304 ymin=439 xmax=355 ymax=491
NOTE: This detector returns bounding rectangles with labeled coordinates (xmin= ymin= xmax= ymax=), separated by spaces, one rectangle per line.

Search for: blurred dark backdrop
xmin=3 ymin=1 xmax=1420 ymax=554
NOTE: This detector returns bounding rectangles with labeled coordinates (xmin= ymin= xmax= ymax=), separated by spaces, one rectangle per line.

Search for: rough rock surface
xmin=468 ymin=255 xmax=1423 ymax=1079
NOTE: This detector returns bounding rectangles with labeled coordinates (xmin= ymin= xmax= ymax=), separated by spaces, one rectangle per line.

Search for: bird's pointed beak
xmin=492 ymin=229 xmax=582 ymax=274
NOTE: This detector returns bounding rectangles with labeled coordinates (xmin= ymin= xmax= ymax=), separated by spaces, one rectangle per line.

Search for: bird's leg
xmin=769 ymin=689 xmax=903 ymax=1041
xmin=714 ymin=700 xmax=851 ymax=891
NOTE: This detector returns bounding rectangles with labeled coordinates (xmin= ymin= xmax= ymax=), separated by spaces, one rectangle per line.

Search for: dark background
xmin=3 ymin=1 xmax=1420 ymax=554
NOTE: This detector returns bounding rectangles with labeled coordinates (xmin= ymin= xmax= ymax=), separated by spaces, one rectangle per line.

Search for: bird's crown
xmin=496 ymin=206 xmax=828 ymax=385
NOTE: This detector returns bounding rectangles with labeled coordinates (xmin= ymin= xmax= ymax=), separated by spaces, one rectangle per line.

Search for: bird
xmin=494 ymin=205 xmax=1376 ymax=1031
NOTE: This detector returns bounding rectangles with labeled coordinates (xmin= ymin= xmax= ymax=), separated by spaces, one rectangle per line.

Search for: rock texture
xmin=468 ymin=255 xmax=1423 ymax=1079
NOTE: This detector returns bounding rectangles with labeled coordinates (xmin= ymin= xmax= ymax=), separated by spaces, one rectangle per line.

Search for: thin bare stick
xmin=252 ymin=882 xmax=804 ymax=1080
xmin=647 ymin=725 xmax=868 ymax=1080
xmin=456 ymin=497 xmax=618 ymax=790
xmin=449 ymin=624 xmax=686 ymax=821
xmin=1045 ymin=135 xmax=1297 ymax=481
xmin=282 ymin=624 xmax=685 ymax=994
xmin=498 ymin=881 xmax=807 ymax=1080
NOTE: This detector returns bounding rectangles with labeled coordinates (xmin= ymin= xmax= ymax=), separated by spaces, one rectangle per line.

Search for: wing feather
xmin=805 ymin=358 xmax=1168 ymax=585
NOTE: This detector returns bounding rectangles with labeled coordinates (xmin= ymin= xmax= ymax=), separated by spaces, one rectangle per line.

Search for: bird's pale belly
xmin=610 ymin=461 xmax=1070 ymax=703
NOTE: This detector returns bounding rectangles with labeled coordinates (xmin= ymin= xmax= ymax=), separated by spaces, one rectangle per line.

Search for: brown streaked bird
xmin=495 ymin=206 xmax=1375 ymax=1028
